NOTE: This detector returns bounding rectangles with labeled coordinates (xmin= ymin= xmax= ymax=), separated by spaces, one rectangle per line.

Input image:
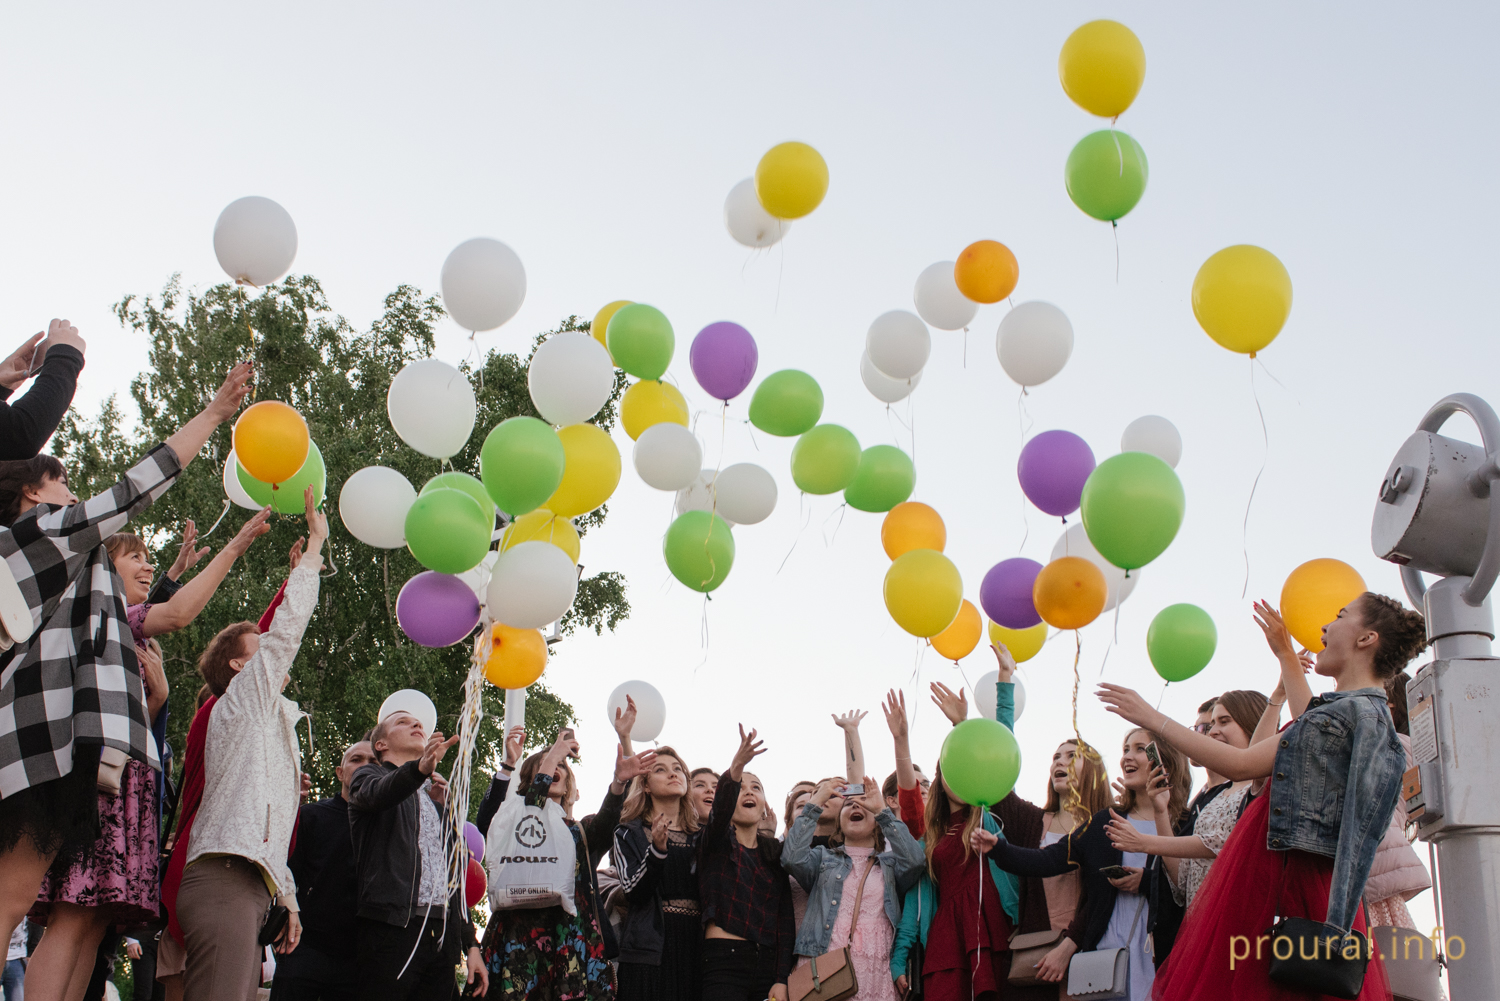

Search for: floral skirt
xmin=482 ymin=904 xmax=613 ymax=1001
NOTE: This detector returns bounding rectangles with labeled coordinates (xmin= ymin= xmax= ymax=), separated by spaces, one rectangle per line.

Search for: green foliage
xmin=54 ymin=276 xmax=630 ymax=797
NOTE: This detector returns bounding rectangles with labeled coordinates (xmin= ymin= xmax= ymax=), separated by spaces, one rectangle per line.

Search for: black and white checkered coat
xmin=0 ymin=443 xmax=182 ymax=798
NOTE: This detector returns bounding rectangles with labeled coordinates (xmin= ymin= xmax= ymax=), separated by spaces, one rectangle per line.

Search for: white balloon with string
xmin=724 ymin=178 xmax=790 ymax=248
xmin=973 ymin=670 xmax=1025 ymax=723
xmin=223 ymin=451 xmax=260 ymax=510
xmin=378 ymin=689 xmax=438 ymax=738
xmin=213 ymin=196 xmax=297 ymax=286
xmin=913 ymin=262 xmax=979 ymax=330
xmin=486 ymin=541 xmax=579 ymax=629
xmin=1051 ymin=522 xmax=1138 ymax=612
xmin=713 ymin=463 xmax=776 ymax=525
xmin=528 ymin=332 xmax=614 ymax=426
xmin=860 ymin=351 xmax=921 ymax=404
xmin=441 ymin=237 xmax=526 ymax=332
xmin=1121 ymin=415 xmax=1182 ymax=469
xmin=866 ymin=310 xmax=930 ymax=380
xmin=633 ymin=423 xmax=703 ymax=491
xmin=996 ymin=301 xmax=1073 ymax=387
xmin=607 ymin=680 xmax=666 ymax=742
xmin=387 ymin=359 xmax=476 ymax=459
xmin=338 ymin=466 xmax=418 ymax=549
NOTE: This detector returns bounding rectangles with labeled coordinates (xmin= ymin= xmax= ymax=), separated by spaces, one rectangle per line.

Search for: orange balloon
xmin=1281 ymin=558 xmax=1366 ymax=652
xmin=483 ymin=623 xmax=548 ymax=689
xmin=1033 ymin=556 xmax=1107 ymax=630
xmin=881 ymin=502 xmax=946 ymax=560
xmin=954 ymin=241 xmax=1020 ymax=304
xmin=232 ymin=401 xmax=309 ymax=484
xmin=931 ymin=599 xmax=982 ymax=662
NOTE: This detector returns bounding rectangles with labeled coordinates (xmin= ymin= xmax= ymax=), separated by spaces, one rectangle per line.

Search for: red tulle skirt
xmin=1151 ymin=787 xmax=1390 ymax=1001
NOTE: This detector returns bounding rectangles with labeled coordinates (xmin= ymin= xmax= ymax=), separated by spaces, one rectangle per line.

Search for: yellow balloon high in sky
xmin=545 ymin=422 xmax=621 ymax=518
xmin=620 ymin=379 xmax=689 ymax=440
xmin=755 ymin=142 xmax=829 ymax=220
xmin=989 ymin=621 xmax=1048 ymax=663
xmin=1059 ymin=20 xmax=1147 ymax=118
xmin=1192 ymin=246 xmax=1293 ymax=357
xmin=591 ymin=300 xmax=631 ymax=354
xmin=1281 ymin=558 xmax=1366 ymax=652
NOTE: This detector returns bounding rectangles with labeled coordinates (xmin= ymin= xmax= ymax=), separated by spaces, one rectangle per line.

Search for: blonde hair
xmin=620 ymin=746 xmax=699 ymax=832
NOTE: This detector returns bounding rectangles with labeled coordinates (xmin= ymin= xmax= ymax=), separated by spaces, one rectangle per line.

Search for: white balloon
xmin=724 ymin=178 xmax=791 ymax=248
xmin=223 ymin=450 xmax=260 ymax=510
xmin=713 ymin=463 xmax=777 ymax=525
xmin=606 ymin=680 xmax=666 ymax=742
xmin=860 ymin=351 xmax=921 ymax=404
xmin=528 ymin=333 xmax=614 ymax=427
xmin=674 ymin=469 xmax=736 ymax=525
xmin=973 ymin=671 xmax=1026 ymax=723
xmin=486 ymin=541 xmax=579 ymax=629
xmin=213 ymin=196 xmax=297 ymax=286
xmin=387 ymin=359 xmax=477 ymax=459
xmin=1050 ymin=522 xmax=1138 ymax=612
xmin=913 ymin=262 xmax=979 ymax=331
xmin=457 ymin=551 xmax=501 ymax=606
xmin=1121 ymin=415 xmax=1183 ymax=469
xmin=633 ymin=423 xmax=703 ymax=492
xmin=440 ymin=237 xmax=527 ymax=332
xmin=866 ymin=310 xmax=931 ymax=380
xmin=996 ymin=301 xmax=1074 ymax=387
xmin=338 ymin=466 xmax=418 ymax=549
xmin=378 ymin=689 xmax=437 ymax=738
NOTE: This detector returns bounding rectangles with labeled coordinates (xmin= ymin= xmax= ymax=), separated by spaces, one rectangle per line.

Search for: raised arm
xmin=882 ymin=689 xmax=917 ymax=792
xmin=0 ymin=323 xmax=84 ymax=460
xmin=612 ymin=694 xmax=637 ymax=758
xmin=991 ymin=642 xmax=1018 ymax=728
xmin=141 ymin=508 xmax=271 ymax=637
xmin=832 ymin=709 xmax=867 ymax=786
xmin=475 ymin=726 xmax=525 ymax=837
xmin=247 ymin=488 xmax=327 ymax=696
xmin=1097 ymin=684 xmax=1280 ymax=781
xmin=163 ymin=362 xmax=254 ymax=473
xmin=1254 ymin=602 xmax=1315 ymax=719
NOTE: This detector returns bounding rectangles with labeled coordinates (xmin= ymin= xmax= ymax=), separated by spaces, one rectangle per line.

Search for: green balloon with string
xmin=238 ymin=442 xmax=325 ymax=512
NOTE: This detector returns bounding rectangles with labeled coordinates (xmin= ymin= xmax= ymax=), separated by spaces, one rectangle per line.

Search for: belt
xmin=662 ymin=898 xmax=700 ymax=916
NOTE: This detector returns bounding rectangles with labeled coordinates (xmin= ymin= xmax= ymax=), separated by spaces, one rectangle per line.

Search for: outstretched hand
xmin=832 ymin=709 xmax=866 ymax=732
xmin=990 ymin=641 xmax=1018 ymax=682
xmin=881 ymin=689 xmax=909 ymax=741
xmin=168 ymin=519 xmax=211 ymax=578
xmin=0 ymin=330 xmax=47 ymax=390
xmin=206 ymin=361 xmax=254 ymax=424
xmin=613 ymin=695 xmax=638 ymax=742
xmin=1252 ymin=601 xmax=1297 ymax=663
xmin=614 ymin=745 xmax=657 ymax=787
xmin=418 ymin=731 xmax=461 ymax=776
xmin=969 ymin=824 xmax=999 ymax=855
xmin=227 ymin=507 xmax=273 ymax=557
xmin=930 ymin=681 xmax=968 ymax=727
xmin=728 ymin=724 xmax=766 ymax=780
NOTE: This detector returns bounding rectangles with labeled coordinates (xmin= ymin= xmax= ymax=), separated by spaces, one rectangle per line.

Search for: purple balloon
xmin=980 ymin=558 xmax=1044 ymax=629
xmin=690 ymin=321 xmax=758 ymax=402
xmin=463 ymin=821 xmax=485 ymax=863
xmin=396 ymin=572 xmax=481 ymax=648
xmin=1017 ymin=430 xmax=1096 ymax=518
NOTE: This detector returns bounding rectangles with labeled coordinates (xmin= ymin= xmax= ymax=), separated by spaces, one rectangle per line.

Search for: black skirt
xmin=615 ymin=910 xmax=703 ymax=1001
xmin=0 ymin=743 xmax=100 ymax=861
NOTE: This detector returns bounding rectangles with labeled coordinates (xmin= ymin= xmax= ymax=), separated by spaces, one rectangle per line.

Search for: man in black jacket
xmin=349 ymin=711 xmax=488 ymax=1000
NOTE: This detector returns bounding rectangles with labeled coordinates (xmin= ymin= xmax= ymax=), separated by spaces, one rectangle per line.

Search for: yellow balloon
xmin=931 ymin=599 xmax=982 ymax=662
xmin=1281 ymin=559 xmax=1366 ymax=652
xmin=881 ymin=502 xmax=946 ymax=560
xmin=232 ymin=400 xmax=310 ymax=485
xmin=754 ymin=141 xmax=829 ymax=220
xmin=501 ymin=509 xmax=581 ymax=564
xmin=620 ymin=380 xmax=689 ymax=441
xmin=1192 ymin=245 xmax=1293 ymax=356
xmin=591 ymin=300 xmax=631 ymax=355
xmin=545 ymin=423 xmax=622 ymax=518
xmin=483 ymin=623 xmax=548 ymax=689
xmin=1034 ymin=556 xmax=1108 ymax=631
xmin=884 ymin=549 xmax=963 ymax=638
xmin=1058 ymin=20 xmax=1147 ymax=118
xmin=989 ymin=621 xmax=1048 ymax=663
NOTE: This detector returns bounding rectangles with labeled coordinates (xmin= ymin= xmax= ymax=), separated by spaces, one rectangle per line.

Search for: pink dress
xmin=830 ymin=847 xmax=898 ymax=1001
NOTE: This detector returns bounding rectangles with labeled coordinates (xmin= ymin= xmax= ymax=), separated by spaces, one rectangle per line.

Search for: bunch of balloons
xmin=229 ymin=400 xmax=322 ymax=512
xmin=1059 ymin=21 xmax=1149 ymax=225
xmin=723 ymin=141 xmax=829 ymax=248
xmin=880 ymin=502 xmax=965 ymax=641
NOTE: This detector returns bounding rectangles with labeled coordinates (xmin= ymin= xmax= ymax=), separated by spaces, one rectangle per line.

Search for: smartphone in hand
xmin=1144 ymin=741 xmax=1162 ymax=773
xmin=843 ymin=783 xmax=865 ymax=796
xmin=1099 ymin=864 xmax=1131 ymax=880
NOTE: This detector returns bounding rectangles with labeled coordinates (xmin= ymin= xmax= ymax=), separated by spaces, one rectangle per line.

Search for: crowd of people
xmin=0 ymin=342 xmax=1436 ymax=1001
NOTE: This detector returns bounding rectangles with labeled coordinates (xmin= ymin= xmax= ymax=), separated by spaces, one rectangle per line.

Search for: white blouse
xmin=1169 ymin=783 xmax=1249 ymax=909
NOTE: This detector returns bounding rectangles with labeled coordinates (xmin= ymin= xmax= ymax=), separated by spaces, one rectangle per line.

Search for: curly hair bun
xmin=1359 ymin=593 xmax=1428 ymax=679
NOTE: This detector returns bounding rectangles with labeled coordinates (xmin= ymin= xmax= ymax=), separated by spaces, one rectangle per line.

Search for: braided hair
xmin=1358 ymin=592 xmax=1428 ymax=680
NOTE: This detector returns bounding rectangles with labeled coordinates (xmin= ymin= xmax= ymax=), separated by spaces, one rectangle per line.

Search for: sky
xmin=4 ymin=2 xmax=1496 ymax=936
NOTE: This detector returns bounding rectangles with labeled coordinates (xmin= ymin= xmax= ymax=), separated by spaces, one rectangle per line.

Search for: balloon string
xmin=1156 ymin=679 xmax=1170 ymax=711
xmin=700 ymin=593 xmax=711 ymax=651
xmin=777 ymin=494 xmax=812 ymax=574
xmin=1113 ymin=221 xmax=1121 ymax=285
xmin=1241 ymin=356 xmax=1270 ymax=598
xmin=963 ymin=326 xmax=969 ymax=369
xmin=1099 ymin=600 xmax=1123 ymax=677
xmin=200 ymin=499 xmax=232 ymax=540
xmin=775 ymin=235 xmax=786 ymax=313
xmin=1071 ymin=631 xmax=1083 ymax=743
xmin=1017 ymin=388 xmax=1034 ymax=552
xmin=821 ymin=501 xmax=847 ymax=546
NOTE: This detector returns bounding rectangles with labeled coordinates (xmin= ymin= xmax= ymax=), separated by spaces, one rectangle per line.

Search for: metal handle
xmin=1414 ymin=393 xmax=1500 ymax=606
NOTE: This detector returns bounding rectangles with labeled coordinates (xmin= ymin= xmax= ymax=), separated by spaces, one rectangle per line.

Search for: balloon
xmin=996 ymin=302 xmax=1074 ymax=388
xmin=940 ymin=718 xmax=1021 ymax=806
xmin=387 ymin=359 xmax=477 ymax=460
xmin=1058 ymin=20 xmax=1147 ymax=118
xmin=664 ymin=510 xmax=735 ymax=593
xmin=591 ymin=300 xmax=631 ymax=353
xmin=480 ymin=417 xmax=565 ymax=517
xmin=913 ymin=262 xmax=979 ymax=331
xmin=606 ymin=304 xmax=674 ymax=381
xmin=1121 ymin=415 xmax=1182 ymax=469
xmin=238 ymin=442 xmax=325 ymax=513
xmin=213 ymin=196 xmax=297 ymax=286
xmin=501 ymin=510 xmax=580 ymax=564
xmin=440 ymin=237 xmax=526 ymax=332
xmin=881 ymin=502 xmax=945 ymax=560
xmin=974 ymin=671 xmax=1026 ymax=723
xmin=465 ymin=857 xmax=486 ymax=908
xmin=1079 ymin=452 xmax=1184 ymax=570
xmin=233 ymin=401 xmax=309 ymax=484
xmin=528 ymin=332 xmax=615 ymax=427
xmin=620 ymin=380 xmax=689 ymax=441
xmin=931 ymin=599 xmax=982 ymax=662
xmin=606 ymin=681 xmax=667 ymax=742
xmin=748 ymin=370 xmax=823 ymax=437
xmin=223 ymin=451 xmax=260 ymax=510
xmin=860 ymin=352 xmax=921 ymax=405
xmin=980 ymin=558 xmax=1043 ymax=629
xmin=1050 ymin=523 xmax=1138 ymax=613
xmin=790 ymin=424 xmax=861 ymax=495
xmin=339 ymin=466 xmax=418 ymax=548
xmin=457 ymin=551 xmax=500 ymax=606
xmin=690 ymin=322 xmax=758 ymax=402
xmin=463 ymin=821 xmax=485 ymax=864
xmin=988 ymin=621 xmax=1048 ymax=664
xmin=1281 ymin=559 xmax=1366 ymax=653
xmin=545 ymin=423 xmax=621 ymax=518
xmin=487 ymin=541 xmax=579 ymax=629
xmin=844 ymin=445 xmax=915 ymax=513
xmin=1065 ymin=130 xmax=1148 ymax=222
xmin=724 ymin=178 xmax=791 ymax=248
xmin=405 ymin=487 xmax=492 ymax=574
xmin=633 ymin=422 xmax=703 ymax=492
xmin=377 ymin=689 xmax=437 ymax=739
xmin=1192 ymin=246 xmax=1293 ymax=356
xmin=1033 ymin=556 xmax=1108 ymax=630
xmin=865 ymin=310 xmax=930 ymax=380
xmin=1017 ymin=430 xmax=1096 ymax=518
xmin=884 ymin=549 xmax=963 ymax=638
xmin=954 ymin=241 xmax=1019 ymax=304
xmin=713 ymin=463 xmax=777 ymax=525
xmin=755 ymin=141 xmax=828 ymax=219
xmin=484 ymin=622 xmax=548 ymax=689
xmin=1147 ymin=604 xmax=1218 ymax=682
xmin=671 ymin=469 xmax=731 ymax=524
xmin=397 ymin=571 xmax=482 ymax=647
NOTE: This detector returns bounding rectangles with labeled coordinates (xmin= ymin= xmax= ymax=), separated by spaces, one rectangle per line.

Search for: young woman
xmin=1096 ymin=594 xmax=1419 ymax=1000
xmin=1362 ymin=672 xmax=1428 ymax=929
xmin=612 ymin=746 xmax=701 ymax=1001
xmin=689 ymin=767 xmax=719 ymax=825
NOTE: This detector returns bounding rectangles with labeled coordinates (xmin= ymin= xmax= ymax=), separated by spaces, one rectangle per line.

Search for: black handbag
xmin=1265 ymin=857 xmax=1371 ymax=999
xmin=258 ymin=902 xmax=290 ymax=948
xmin=905 ymin=940 xmax=924 ymax=1000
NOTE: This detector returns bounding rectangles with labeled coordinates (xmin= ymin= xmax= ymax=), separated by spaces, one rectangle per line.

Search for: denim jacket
xmin=782 ymin=804 xmax=926 ymax=958
xmin=1266 ymin=688 xmax=1404 ymax=931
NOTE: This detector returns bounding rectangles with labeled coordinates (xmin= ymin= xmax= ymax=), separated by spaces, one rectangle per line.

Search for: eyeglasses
xmin=1192 ymin=723 xmax=1213 ymax=735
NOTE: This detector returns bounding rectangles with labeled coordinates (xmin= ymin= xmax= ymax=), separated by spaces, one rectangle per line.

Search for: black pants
xmin=355 ymin=914 xmax=457 ymax=1001
xmin=270 ymin=941 xmax=359 ymax=1001
xmin=701 ymin=939 xmax=779 ymax=1001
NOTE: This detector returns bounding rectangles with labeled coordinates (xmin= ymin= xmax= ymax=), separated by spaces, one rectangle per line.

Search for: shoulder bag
xmin=1009 ymin=927 xmax=1067 ymax=987
xmin=1265 ymin=855 xmax=1371 ymax=999
xmin=787 ymin=858 xmax=875 ymax=1001
xmin=1065 ymin=895 xmax=1145 ymax=1000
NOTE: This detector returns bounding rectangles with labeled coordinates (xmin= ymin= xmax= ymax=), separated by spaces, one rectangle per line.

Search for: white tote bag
xmin=484 ymin=782 xmax=577 ymax=914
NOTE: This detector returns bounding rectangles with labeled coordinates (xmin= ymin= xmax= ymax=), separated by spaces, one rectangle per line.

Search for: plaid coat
xmin=0 ymin=443 xmax=182 ymax=798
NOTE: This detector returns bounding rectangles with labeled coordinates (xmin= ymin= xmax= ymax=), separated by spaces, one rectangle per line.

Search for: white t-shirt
xmin=8 ymin=920 xmax=27 ymax=961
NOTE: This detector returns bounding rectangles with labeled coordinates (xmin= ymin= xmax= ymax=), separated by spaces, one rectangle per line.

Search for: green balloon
xmin=790 ymin=424 xmax=861 ymax=495
xmin=844 ymin=445 xmax=915 ymax=512
xmin=939 ymin=718 xmax=1021 ymax=807
xmin=663 ymin=510 xmax=735 ymax=593
xmin=606 ymin=303 xmax=675 ymax=381
xmin=1079 ymin=451 xmax=1184 ymax=570
xmin=1065 ymin=130 xmax=1148 ymax=222
xmin=1147 ymin=603 xmax=1218 ymax=682
xmin=480 ymin=417 xmax=566 ymax=516
xmin=421 ymin=471 xmax=496 ymax=527
xmin=748 ymin=370 xmax=824 ymax=437
xmin=405 ymin=487 xmax=492 ymax=574
xmin=238 ymin=441 xmax=325 ymax=513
